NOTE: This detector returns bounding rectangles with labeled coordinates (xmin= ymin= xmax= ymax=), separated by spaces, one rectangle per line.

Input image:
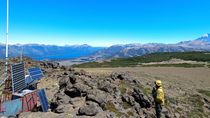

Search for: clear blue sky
xmin=0 ymin=0 xmax=210 ymax=46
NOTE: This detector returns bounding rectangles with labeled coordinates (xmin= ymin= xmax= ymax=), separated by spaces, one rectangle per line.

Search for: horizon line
xmin=0 ymin=33 xmax=208 ymax=47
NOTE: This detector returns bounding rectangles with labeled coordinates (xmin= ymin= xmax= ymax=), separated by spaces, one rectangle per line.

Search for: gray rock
xmin=84 ymin=79 xmax=98 ymax=89
xmin=98 ymin=80 xmax=117 ymax=94
xmin=64 ymin=87 xmax=82 ymax=98
xmin=174 ymin=113 xmax=180 ymax=118
xmin=69 ymin=74 xmax=78 ymax=84
xmin=78 ymin=102 xmax=101 ymax=116
xmin=53 ymin=90 xmax=72 ymax=106
xmin=67 ymin=67 xmax=75 ymax=72
xmin=65 ymin=82 xmax=73 ymax=91
xmin=73 ymin=83 xmax=91 ymax=94
xmin=111 ymin=72 xmax=130 ymax=81
xmin=64 ymin=83 xmax=90 ymax=98
xmin=54 ymin=104 xmax=73 ymax=115
xmin=58 ymin=76 xmax=69 ymax=89
xmin=55 ymin=105 xmax=65 ymax=113
xmin=86 ymin=94 xmax=106 ymax=106
xmin=60 ymin=65 xmax=67 ymax=70
xmin=162 ymin=107 xmax=171 ymax=118
xmin=106 ymin=112 xmax=116 ymax=118
xmin=134 ymin=103 xmax=142 ymax=115
xmin=56 ymin=94 xmax=72 ymax=105
xmin=132 ymin=88 xmax=151 ymax=108
xmin=122 ymin=94 xmax=136 ymax=106
xmin=203 ymin=97 xmax=210 ymax=110
xmin=86 ymin=88 xmax=110 ymax=107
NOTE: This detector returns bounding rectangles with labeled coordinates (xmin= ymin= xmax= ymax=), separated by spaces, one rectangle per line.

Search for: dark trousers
xmin=155 ymin=103 xmax=162 ymax=118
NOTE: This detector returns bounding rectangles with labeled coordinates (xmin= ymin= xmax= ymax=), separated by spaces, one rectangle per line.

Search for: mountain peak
xmin=72 ymin=44 xmax=91 ymax=48
xmin=195 ymin=33 xmax=210 ymax=42
xmin=202 ymin=33 xmax=210 ymax=38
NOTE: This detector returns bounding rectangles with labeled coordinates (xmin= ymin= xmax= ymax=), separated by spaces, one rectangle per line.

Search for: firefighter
xmin=152 ymin=80 xmax=165 ymax=118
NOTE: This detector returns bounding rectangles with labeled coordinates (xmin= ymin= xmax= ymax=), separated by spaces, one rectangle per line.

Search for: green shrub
xmin=142 ymin=63 xmax=205 ymax=68
xmin=123 ymin=102 xmax=132 ymax=109
xmin=73 ymin=52 xmax=210 ymax=68
xmin=127 ymin=111 xmax=134 ymax=116
xmin=197 ymin=89 xmax=210 ymax=97
xmin=104 ymin=101 xmax=128 ymax=117
xmin=143 ymin=87 xmax=151 ymax=96
xmin=119 ymin=81 xmax=129 ymax=95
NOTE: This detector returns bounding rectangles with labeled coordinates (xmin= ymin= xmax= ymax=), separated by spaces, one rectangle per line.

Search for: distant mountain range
xmin=0 ymin=44 xmax=103 ymax=60
xmin=89 ymin=33 xmax=210 ymax=60
xmin=0 ymin=34 xmax=210 ymax=61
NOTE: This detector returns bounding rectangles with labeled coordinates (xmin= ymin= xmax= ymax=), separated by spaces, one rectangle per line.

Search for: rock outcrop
xmin=49 ymin=68 xmax=164 ymax=118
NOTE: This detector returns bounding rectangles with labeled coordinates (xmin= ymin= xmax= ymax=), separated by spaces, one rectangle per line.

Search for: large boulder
xmin=53 ymin=90 xmax=72 ymax=105
xmin=64 ymin=83 xmax=90 ymax=98
xmin=58 ymin=76 xmax=69 ymax=89
xmin=54 ymin=105 xmax=65 ymax=113
xmin=98 ymin=80 xmax=117 ymax=94
xmin=86 ymin=89 xmax=109 ymax=106
xmin=69 ymin=74 xmax=78 ymax=84
xmin=110 ymin=72 xmax=129 ymax=81
xmin=122 ymin=94 xmax=136 ymax=106
xmin=132 ymin=88 xmax=151 ymax=108
xmin=74 ymin=83 xmax=91 ymax=93
xmin=78 ymin=102 xmax=101 ymax=116
xmin=54 ymin=104 xmax=73 ymax=114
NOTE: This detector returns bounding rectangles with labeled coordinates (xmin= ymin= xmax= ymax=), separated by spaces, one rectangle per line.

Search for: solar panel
xmin=25 ymin=75 xmax=33 ymax=85
xmin=38 ymin=89 xmax=49 ymax=112
xmin=28 ymin=67 xmax=43 ymax=81
xmin=11 ymin=62 xmax=26 ymax=93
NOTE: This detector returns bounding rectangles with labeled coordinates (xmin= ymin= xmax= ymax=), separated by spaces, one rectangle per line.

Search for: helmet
xmin=155 ymin=80 xmax=162 ymax=87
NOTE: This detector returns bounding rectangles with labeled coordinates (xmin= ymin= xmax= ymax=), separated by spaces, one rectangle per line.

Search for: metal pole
xmin=5 ymin=0 xmax=9 ymax=73
xmin=20 ymin=47 xmax=23 ymax=61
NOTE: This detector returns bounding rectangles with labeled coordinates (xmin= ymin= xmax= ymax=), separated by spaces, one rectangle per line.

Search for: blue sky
xmin=0 ymin=0 xmax=210 ymax=46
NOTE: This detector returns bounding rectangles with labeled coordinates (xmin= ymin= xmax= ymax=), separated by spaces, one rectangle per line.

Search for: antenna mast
xmin=20 ymin=47 xmax=23 ymax=61
xmin=5 ymin=0 xmax=9 ymax=73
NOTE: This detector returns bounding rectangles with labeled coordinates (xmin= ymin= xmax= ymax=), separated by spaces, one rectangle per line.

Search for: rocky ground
xmin=34 ymin=63 xmax=160 ymax=118
xmin=80 ymin=67 xmax=210 ymax=118
xmin=1 ymin=58 xmax=210 ymax=118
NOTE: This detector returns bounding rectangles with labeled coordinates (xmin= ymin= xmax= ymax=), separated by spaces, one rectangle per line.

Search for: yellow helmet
xmin=155 ymin=80 xmax=162 ymax=87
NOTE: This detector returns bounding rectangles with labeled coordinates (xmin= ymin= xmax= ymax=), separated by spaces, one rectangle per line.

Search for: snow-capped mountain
xmin=196 ymin=33 xmax=210 ymax=42
xmin=1 ymin=34 xmax=210 ymax=61
xmin=178 ymin=33 xmax=210 ymax=47
xmin=91 ymin=34 xmax=210 ymax=60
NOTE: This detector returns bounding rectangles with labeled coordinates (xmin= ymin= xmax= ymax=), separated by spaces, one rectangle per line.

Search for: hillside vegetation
xmin=73 ymin=52 xmax=210 ymax=68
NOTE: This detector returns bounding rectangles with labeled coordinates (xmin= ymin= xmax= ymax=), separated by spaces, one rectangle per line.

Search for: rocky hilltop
xmin=51 ymin=70 xmax=157 ymax=117
xmin=1 ymin=58 xmax=210 ymax=118
xmin=25 ymin=60 xmax=160 ymax=117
